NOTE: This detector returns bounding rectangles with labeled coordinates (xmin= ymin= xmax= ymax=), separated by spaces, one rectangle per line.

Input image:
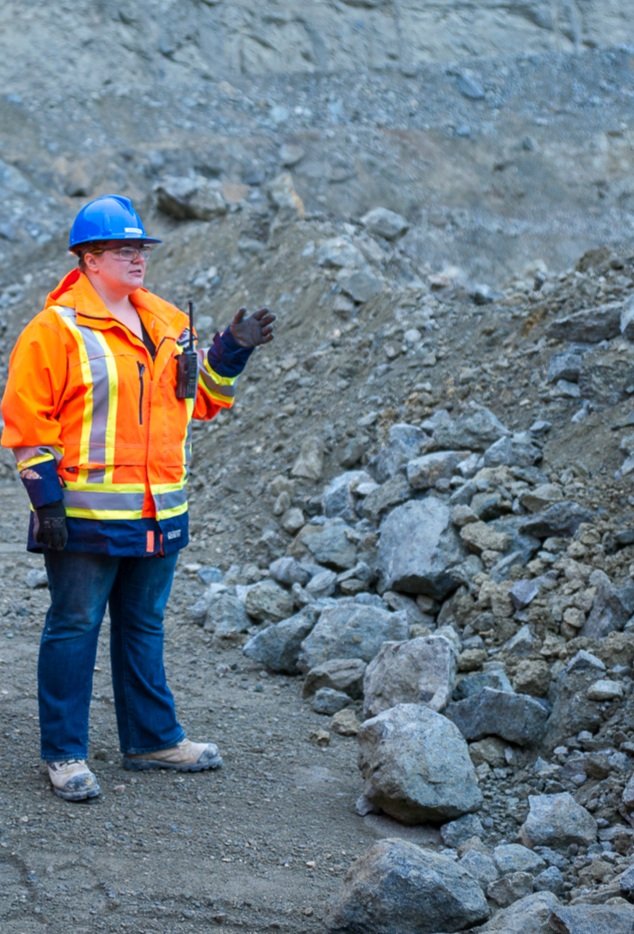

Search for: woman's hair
xmin=75 ymin=241 xmax=107 ymax=271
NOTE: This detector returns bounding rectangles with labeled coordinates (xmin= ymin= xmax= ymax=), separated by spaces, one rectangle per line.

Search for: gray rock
xmin=622 ymin=772 xmax=634 ymax=811
xmin=547 ymin=302 xmax=622 ymax=342
xmin=459 ymin=849 xmax=499 ymax=887
xmin=520 ymin=792 xmax=598 ymax=848
xmin=547 ymin=351 xmax=583 ymax=383
xmin=502 ymin=623 xmax=538 ymax=656
xmin=440 ymin=813 xmax=484 ymax=848
xmin=453 ymin=665 xmax=514 ymax=701
xmin=517 ymin=501 xmax=594 ymax=538
xmin=483 ymin=432 xmax=542 ymax=468
xmin=423 ymin=405 xmax=509 ymax=451
xmin=548 ymin=902 xmax=634 ymax=933
xmin=337 ymin=267 xmax=383 ymax=303
xmin=533 ymin=865 xmax=566 ymax=895
xmin=358 ymin=703 xmax=483 ymax=823
xmin=378 ymin=498 xmax=464 ymax=599
xmin=406 ymin=451 xmax=463 ymax=491
xmin=520 ymin=483 xmax=563 ymax=512
xmin=242 ymin=608 xmax=317 ymax=674
xmin=244 ymin=579 xmax=295 ymax=623
xmin=587 ymin=678 xmax=625 ymax=700
xmin=361 ymin=207 xmax=409 ymax=240
xmin=456 ymin=72 xmax=485 ymax=99
xmin=297 ymin=602 xmax=408 ymax=671
xmin=267 ymin=172 xmax=304 ymax=217
xmin=202 ymin=590 xmax=251 ymax=640
xmin=294 ymin=518 xmax=359 ymax=570
xmin=510 ymin=579 xmax=543 ymax=610
xmin=291 ymin=436 xmax=325 ymax=481
xmin=369 ymin=423 xmax=427 ymax=482
xmin=155 ymin=174 xmax=227 ymax=220
xmin=542 ymin=652 xmax=607 ymax=749
xmin=619 ymin=863 xmax=634 ymax=900
xmin=363 ymin=636 xmax=457 ymax=718
xmin=473 ymin=891 xmax=560 ymax=932
xmin=359 ymin=473 xmax=411 ymax=519
xmin=446 ymin=688 xmax=550 ymax=746
xmin=303 ymin=657 xmax=367 ymax=700
xmin=328 ymin=839 xmax=489 ymax=933
xmin=565 ymin=650 xmax=606 ymax=674
xmin=318 ymin=236 xmax=366 ymax=269
xmin=492 ymin=843 xmax=546 ymax=875
xmin=581 ymin=569 xmax=634 ymax=638
xmin=322 ymin=470 xmax=370 ymax=521
xmin=268 ymin=556 xmax=311 ymax=587
xmin=579 ymin=355 xmax=634 ymax=406
xmin=486 ymin=871 xmax=534 ymax=907
xmin=311 ymin=687 xmax=351 ymax=715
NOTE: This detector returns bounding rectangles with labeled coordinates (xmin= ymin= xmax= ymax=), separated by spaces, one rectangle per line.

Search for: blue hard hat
xmin=68 ymin=194 xmax=162 ymax=250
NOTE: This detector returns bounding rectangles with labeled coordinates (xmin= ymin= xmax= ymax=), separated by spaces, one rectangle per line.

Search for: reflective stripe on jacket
xmin=1 ymin=269 xmax=247 ymax=555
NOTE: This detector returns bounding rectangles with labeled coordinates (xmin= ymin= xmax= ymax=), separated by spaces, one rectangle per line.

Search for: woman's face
xmin=82 ymin=241 xmax=152 ymax=295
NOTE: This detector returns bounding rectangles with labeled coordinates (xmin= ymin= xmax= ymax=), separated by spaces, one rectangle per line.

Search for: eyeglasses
xmin=88 ymin=245 xmax=155 ymax=261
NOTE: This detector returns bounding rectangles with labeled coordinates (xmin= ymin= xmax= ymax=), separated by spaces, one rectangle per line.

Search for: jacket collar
xmin=45 ymin=269 xmax=186 ymax=343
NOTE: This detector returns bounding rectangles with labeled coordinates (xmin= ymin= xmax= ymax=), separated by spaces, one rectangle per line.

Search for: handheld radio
xmin=176 ymin=301 xmax=199 ymax=399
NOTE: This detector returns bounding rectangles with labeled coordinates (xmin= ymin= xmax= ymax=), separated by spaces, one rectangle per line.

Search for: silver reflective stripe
xmin=64 ymin=488 xmax=146 ymax=512
xmin=152 ymin=486 xmax=188 ymax=512
xmin=53 ymin=306 xmax=116 ymax=473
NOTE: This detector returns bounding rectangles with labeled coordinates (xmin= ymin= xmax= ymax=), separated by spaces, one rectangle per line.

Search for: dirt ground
xmin=0 ymin=482 xmax=441 ymax=934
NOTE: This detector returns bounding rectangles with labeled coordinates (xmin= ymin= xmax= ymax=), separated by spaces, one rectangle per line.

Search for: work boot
xmin=122 ymin=738 xmax=223 ymax=772
xmin=47 ymin=759 xmax=101 ymax=802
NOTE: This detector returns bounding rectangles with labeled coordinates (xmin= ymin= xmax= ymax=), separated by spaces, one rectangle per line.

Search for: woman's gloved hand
xmin=229 ymin=307 xmax=276 ymax=348
xmin=35 ymin=501 xmax=68 ymax=550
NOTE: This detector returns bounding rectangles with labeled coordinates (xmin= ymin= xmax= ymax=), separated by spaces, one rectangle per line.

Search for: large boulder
xmin=378 ymin=497 xmax=464 ymax=598
xmin=242 ymin=609 xmax=318 ymax=674
xmin=328 ymin=838 xmax=489 ymax=934
xmin=358 ymin=703 xmax=482 ymax=823
xmin=519 ymin=793 xmax=598 ymax=849
xmin=297 ymin=602 xmax=408 ymax=672
xmin=446 ymin=687 xmax=550 ymax=746
xmin=363 ymin=636 xmax=456 ymax=718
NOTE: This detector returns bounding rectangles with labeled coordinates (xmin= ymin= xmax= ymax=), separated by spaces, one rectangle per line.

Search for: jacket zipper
xmin=137 ymin=362 xmax=145 ymax=425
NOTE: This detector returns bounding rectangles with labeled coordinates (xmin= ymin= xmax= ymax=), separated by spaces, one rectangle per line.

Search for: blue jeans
xmin=39 ymin=551 xmax=185 ymax=761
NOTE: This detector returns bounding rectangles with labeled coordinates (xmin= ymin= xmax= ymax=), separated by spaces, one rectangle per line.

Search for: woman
xmin=1 ymin=194 xmax=274 ymax=801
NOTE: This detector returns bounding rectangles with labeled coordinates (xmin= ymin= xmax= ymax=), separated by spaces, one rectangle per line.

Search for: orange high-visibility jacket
xmin=1 ymin=269 xmax=248 ymax=555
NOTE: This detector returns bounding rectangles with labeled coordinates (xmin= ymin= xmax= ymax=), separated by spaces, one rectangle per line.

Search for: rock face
xmin=358 ymin=703 xmax=482 ymax=823
xmin=327 ymin=838 xmax=490 ymax=934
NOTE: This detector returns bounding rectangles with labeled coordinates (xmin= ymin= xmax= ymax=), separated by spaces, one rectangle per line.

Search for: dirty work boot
xmin=122 ymin=738 xmax=223 ymax=773
xmin=47 ymin=759 xmax=101 ymax=802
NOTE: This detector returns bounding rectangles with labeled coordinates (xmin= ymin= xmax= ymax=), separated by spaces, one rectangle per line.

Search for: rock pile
xmin=186 ymin=252 xmax=634 ymax=929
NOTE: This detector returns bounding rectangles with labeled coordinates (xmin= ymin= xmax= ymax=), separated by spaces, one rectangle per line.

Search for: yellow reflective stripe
xmin=59 ymin=315 xmax=94 ymax=467
xmin=150 ymin=482 xmax=186 ymax=494
xmin=201 ymin=357 xmax=238 ymax=386
xmin=66 ymin=506 xmax=145 ymax=520
xmin=157 ymin=503 xmax=188 ymax=521
xmin=64 ymin=481 xmax=146 ymax=493
xmin=16 ymin=453 xmax=56 ymax=471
